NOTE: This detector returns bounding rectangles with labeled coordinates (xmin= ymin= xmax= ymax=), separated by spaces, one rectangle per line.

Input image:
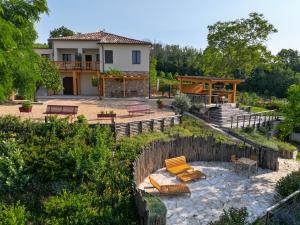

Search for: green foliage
xmin=278 ymin=84 xmax=300 ymax=139
xmin=49 ymin=26 xmax=75 ymax=38
xmin=43 ymin=191 xmax=99 ymax=225
xmin=237 ymin=92 xmax=261 ymax=106
xmin=21 ymin=101 xmax=32 ymax=110
xmin=203 ymin=13 xmax=277 ymax=78
xmin=151 ymin=44 xmax=204 ymax=75
xmin=171 ymin=94 xmax=191 ymax=113
xmin=33 ymin=43 xmax=50 ymax=49
xmin=150 ymin=57 xmax=158 ymax=84
xmin=208 ymin=207 xmax=249 ymax=225
xmin=0 ymin=0 xmax=49 ymax=101
xmin=276 ymin=170 xmax=300 ymax=198
xmin=277 ymin=49 xmax=300 ymax=73
xmin=232 ymin=128 xmax=297 ymax=151
xmin=142 ymin=192 xmax=166 ymax=220
xmin=38 ymin=57 xmax=62 ymax=93
xmin=0 ymin=202 xmax=29 ymax=225
xmin=91 ymin=76 xmax=99 ymax=87
xmin=0 ymin=140 xmax=30 ymax=194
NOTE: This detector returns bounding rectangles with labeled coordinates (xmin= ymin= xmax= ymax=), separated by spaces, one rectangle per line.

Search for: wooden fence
xmin=132 ymin=136 xmax=280 ymax=225
xmin=112 ymin=115 xmax=181 ymax=139
xmin=230 ymin=110 xmax=279 ymax=129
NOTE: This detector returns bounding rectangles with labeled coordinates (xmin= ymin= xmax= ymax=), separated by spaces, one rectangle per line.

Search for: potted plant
xmin=97 ymin=110 xmax=117 ymax=118
xmin=91 ymin=76 xmax=99 ymax=87
xmin=157 ymin=99 xmax=164 ymax=109
xmin=19 ymin=101 xmax=32 ymax=113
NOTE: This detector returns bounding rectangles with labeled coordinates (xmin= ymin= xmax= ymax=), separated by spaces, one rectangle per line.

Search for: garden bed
xmin=230 ymin=128 xmax=298 ymax=159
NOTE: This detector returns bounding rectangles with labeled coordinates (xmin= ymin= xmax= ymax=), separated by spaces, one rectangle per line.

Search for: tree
xmin=149 ymin=57 xmax=157 ymax=85
xmin=278 ymin=84 xmax=300 ymax=139
xmin=203 ymin=13 xmax=277 ymax=78
xmin=38 ymin=58 xmax=62 ymax=93
xmin=277 ymin=49 xmax=300 ymax=73
xmin=49 ymin=26 xmax=75 ymax=38
xmin=0 ymin=0 xmax=49 ymax=101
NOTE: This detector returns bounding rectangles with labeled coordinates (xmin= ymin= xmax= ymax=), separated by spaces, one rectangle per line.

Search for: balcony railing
xmin=54 ymin=61 xmax=100 ymax=71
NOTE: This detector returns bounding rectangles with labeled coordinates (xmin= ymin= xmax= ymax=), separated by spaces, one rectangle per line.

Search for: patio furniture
xmin=148 ymin=176 xmax=191 ymax=195
xmin=237 ymin=157 xmax=258 ymax=178
xmin=176 ymin=169 xmax=206 ymax=182
xmin=127 ymin=104 xmax=151 ymax=116
xmin=165 ymin=156 xmax=193 ymax=175
xmin=231 ymin=155 xmax=243 ymax=172
xmin=44 ymin=105 xmax=78 ymax=122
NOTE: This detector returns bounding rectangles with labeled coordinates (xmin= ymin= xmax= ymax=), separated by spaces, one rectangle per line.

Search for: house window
xmin=96 ymin=54 xmax=100 ymax=61
xmin=132 ymin=50 xmax=141 ymax=64
xmin=62 ymin=54 xmax=72 ymax=61
xmin=41 ymin=54 xmax=50 ymax=59
xmin=105 ymin=50 xmax=113 ymax=64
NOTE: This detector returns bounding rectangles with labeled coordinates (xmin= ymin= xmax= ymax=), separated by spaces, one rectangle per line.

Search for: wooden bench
xmin=127 ymin=104 xmax=151 ymax=116
xmin=165 ymin=156 xmax=193 ymax=175
xmin=44 ymin=105 xmax=78 ymax=121
xmin=148 ymin=176 xmax=191 ymax=195
xmin=176 ymin=170 xmax=206 ymax=182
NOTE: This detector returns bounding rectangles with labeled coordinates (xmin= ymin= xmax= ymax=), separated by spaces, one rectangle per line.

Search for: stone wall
xmin=104 ymin=78 xmax=149 ymax=97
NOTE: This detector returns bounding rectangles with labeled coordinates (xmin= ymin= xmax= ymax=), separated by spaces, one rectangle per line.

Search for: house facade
xmin=34 ymin=31 xmax=152 ymax=97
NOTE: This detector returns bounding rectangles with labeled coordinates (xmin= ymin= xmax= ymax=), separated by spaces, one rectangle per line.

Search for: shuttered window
xmin=132 ymin=50 xmax=141 ymax=64
xmin=105 ymin=50 xmax=113 ymax=64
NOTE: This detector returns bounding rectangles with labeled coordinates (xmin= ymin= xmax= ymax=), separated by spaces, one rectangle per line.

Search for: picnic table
xmin=237 ymin=157 xmax=258 ymax=178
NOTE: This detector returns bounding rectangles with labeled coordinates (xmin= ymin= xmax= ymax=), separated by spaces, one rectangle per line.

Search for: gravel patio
xmin=139 ymin=159 xmax=300 ymax=225
xmin=0 ymin=97 xmax=175 ymax=124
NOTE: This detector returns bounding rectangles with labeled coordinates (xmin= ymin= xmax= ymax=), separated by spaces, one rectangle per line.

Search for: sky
xmin=35 ymin=0 xmax=300 ymax=54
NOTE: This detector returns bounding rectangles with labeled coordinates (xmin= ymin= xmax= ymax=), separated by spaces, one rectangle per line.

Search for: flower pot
xmin=19 ymin=106 xmax=32 ymax=113
xmin=97 ymin=113 xmax=117 ymax=118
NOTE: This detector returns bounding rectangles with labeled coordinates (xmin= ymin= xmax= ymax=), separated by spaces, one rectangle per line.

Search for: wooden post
xmin=143 ymin=78 xmax=147 ymax=97
xmin=77 ymin=73 xmax=81 ymax=95
xmin=72 ymin=71 xmax=77 ymax=95
xmin=96 ymin=71 xmax=100 ymax=97
xmin=242 ymin=115 xmax=245 ymax=128
xmin=103 ymin=77 xmax=106 ymax=97
xmin=179 ymin=78 xmax=182 ymax=94
xmin=233 ymin=83 xmax=237 ymax=103
xmin=123 ymin=76 xmax=126 ymax=97
xmin=208 ymin=82 xmax=212 ymax=105
xmin=253 ymin=115 xmax=256 ymax=128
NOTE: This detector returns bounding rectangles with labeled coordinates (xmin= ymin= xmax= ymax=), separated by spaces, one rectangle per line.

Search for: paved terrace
xmin=0 ymin=97 xmax=175 ymax=124
xmin=139 ymin=159 xmax=300 ymax=225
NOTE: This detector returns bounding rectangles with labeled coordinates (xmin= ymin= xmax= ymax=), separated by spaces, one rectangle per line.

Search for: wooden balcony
xmin=54 ymin=61 xmax=100 ymax=71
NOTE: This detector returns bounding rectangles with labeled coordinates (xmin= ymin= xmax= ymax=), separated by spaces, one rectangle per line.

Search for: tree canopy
xmin=203 ymin=12 xmax=277 ymax=78
xmin=49 ymin=26 xmax=75 ymax=38
xmin=0 ymin=0 xmax=62 ymax=102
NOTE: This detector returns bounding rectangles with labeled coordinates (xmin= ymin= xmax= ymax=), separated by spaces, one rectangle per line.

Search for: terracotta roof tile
xmin=49 ymin=31 xmax=151 ymax=45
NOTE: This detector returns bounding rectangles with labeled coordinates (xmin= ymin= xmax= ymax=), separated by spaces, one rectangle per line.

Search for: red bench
xmin=44 ymin=105 xmax=78 ymax=121
xmin=127 ymin=104 xmax=151 ymax=116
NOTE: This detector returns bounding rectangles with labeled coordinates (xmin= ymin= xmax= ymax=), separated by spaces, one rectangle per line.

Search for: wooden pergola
xmin=99 ymin=74 xmax=148 ymax=97
xmin=177 ymin=76 xmax=244 ymax=104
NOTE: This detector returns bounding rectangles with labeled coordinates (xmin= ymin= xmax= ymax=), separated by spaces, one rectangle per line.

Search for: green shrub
xmin=21 ymin=101 xmax=32 ymax=109
xmin=276 ymin=170 xmax=300 ymax=198
xmin=43 ymin=191 xmax=99 ymax=225
xmin=143 ymin=192 xmax=166 ymax=220
xmin=171 ymin=94 xmax=191 ymax=113
xmin=208 ymin=207 xmax=249 ymax=225
xmin=0 ymin=202 xmax=29 ymax=225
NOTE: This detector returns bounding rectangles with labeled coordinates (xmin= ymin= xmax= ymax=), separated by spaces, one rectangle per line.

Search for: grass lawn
xmin=239 ymin=104 xmax=268 ymax=113
xmin=231 ymin=128 xmax=297 ymax=152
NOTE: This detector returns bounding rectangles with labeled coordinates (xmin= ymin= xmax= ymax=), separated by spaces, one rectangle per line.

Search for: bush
xmin=21 ymin=101 xmax=32 ymax=109
xmin=0 ymin=202 xmax=29 ymax=225
xmin=276 ymin=170 xmax=300 ymax=198
xmin=171 ymin=94 xmax=191 ymax=113
xmin=208 ymin=207 xmax=249 ymax=225
xmin=43 ymin=191 xmax=99 ymax=225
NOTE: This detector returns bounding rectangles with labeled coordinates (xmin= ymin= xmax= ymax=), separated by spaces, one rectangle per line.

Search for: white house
xmin=34 ymin=31 xmax=152 ymax=97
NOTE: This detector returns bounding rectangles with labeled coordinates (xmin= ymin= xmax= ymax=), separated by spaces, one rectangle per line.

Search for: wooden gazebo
xmin=177 ymin=76 xmax=244 ymax=104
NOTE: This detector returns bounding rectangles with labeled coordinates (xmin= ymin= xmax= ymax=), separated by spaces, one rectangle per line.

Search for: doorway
xmin=85 ymin=55 xmax=92 ymax=69
xmin=63 ymin=77 xmax=73 ymax=95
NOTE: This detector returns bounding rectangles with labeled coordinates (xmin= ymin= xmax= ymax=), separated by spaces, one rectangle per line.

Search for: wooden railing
xmin=53 ymin=61 xmax=100 ymax=71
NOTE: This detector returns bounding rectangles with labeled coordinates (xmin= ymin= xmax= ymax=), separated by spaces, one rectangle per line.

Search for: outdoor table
xmin=176 ymin=170 xmax=206 ymax=182
xmin=237 ymin=157 xmax=258 ymax=178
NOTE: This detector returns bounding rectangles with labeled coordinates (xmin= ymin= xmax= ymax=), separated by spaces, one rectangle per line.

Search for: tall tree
xmin=278 ymin=84 xmax=300 ymax=139
xmin=277 ymin=49 xmax=300 ymax=73
xmin=203 ymin=13 xmax=277 ymax=78
xmin=49 ymin=26 xmax=75 ymax=38
xmin=149 ymin=57 xmax=157 ymax=85
xmin=0 ymin=0 xmax=49 ymax=101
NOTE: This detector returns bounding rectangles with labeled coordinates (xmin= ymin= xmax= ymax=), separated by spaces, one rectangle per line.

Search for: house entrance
xmin=63 ymin=77 xmax=74 ymax=95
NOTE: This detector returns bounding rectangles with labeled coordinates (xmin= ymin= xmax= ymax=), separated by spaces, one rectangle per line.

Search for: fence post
xmin=230 ymin=116 xmax=233 ymax=129
xmin=248 ymin=115 xmax=251 ymax=126
xmin=151 ymin=120 xmax=154 ymax=132
xmin=242 ymin=115 xmax=245 ymax=128
xmin=139 ymin=121 xmax=143 ymax=134
xmin=127 ymin=123 xmax=131 ymax=137
xmin=258 ymin=114 xmax=261 ymax=128
xmin=253 ymin=115 xmax=256 ymax=128
xmin=161 ymin=118 xmax=165 ymax=132
xmin=171 ymin=117 xmax=175 ymax=127
xmin=237 ymin=116 xmax=239 ymax=128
